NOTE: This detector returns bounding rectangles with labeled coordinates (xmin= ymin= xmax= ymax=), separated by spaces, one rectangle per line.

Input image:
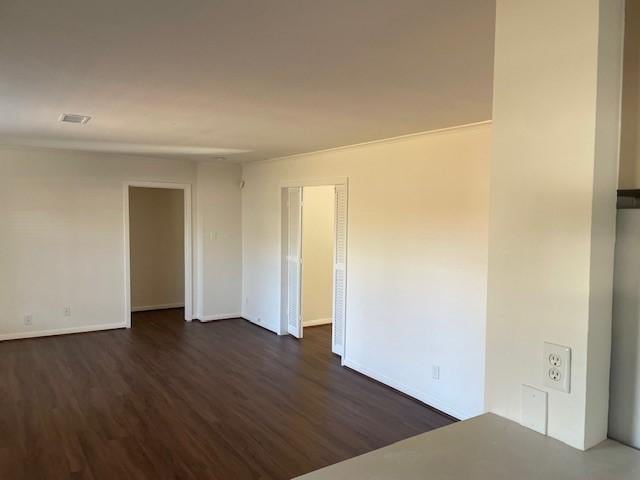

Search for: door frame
xmin=280 ymin=177 xmax=349 ymax=361
xmin=123 ymin=181 xmax=193 ymax=328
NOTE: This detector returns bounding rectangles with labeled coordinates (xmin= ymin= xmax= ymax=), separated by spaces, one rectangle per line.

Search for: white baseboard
xmin=343 ymin=357 xmax=471 ymax=420
xmin=131 ymin=303 xmax=184 ymax=312
xmin=0 ymin=322 xmax=127 ymax=342
xmin=198 ymin=313 xmax=241 ymax=322
xmin=303 ymin=317 xmax=332 ymax=327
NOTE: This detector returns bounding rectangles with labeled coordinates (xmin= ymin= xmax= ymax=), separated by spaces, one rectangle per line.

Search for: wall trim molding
xmin=0 ymin=323 xmax=127 ymax=342
xmin=251 ymin=120 xmax=492 ymax=166
xmin=343 ymin=357 xmax=472 ymax=421
xmin=303 ymin=318 xmax=332 ymax=327
xmin=198 ymin=313 xmax=242 ymax=322
xmin=132 ymin=303 xmax=184 ymax=312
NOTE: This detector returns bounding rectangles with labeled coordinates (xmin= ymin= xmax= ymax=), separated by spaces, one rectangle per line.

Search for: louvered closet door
xmin=332 ymin=184 xmax=347 ymax=355
xmin=287 ymin=187 xmax=304 ymax=338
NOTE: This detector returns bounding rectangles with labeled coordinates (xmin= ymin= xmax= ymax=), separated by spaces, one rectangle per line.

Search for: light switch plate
xmin=544 ymin=342 xmax=571 ymax=393
xmin=522 ymin=384 xmax=548 ymax=435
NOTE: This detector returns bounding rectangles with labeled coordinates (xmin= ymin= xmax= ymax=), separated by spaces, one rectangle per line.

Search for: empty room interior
xmin=3 ymin=1 xmax=640 ymax=479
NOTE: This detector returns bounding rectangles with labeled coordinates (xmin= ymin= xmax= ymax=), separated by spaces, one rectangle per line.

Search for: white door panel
xmin=287 ymin=187 xmax=303 ymax=338
xmin=332 ymin=184 xmax=347 ymax=355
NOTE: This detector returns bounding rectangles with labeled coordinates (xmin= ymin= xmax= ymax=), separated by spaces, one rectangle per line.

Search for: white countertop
xmin=295 ymin=413 xmax=640 ymax=480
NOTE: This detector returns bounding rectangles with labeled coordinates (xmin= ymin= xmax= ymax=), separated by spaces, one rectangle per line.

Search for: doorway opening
xmin=123 ymin=182 xmax=192 ymax=327
xmin=281 ymin=180 xmax=348 ymax=357
xmin=301 ymin=185 xmax=335 ymax=333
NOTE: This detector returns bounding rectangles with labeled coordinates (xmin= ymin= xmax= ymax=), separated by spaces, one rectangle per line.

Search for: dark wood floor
xmin=0 ymin=309 xmax=454 ymax=479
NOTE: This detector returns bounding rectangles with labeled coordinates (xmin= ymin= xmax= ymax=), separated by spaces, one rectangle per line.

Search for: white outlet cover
xmin=544 ymin=342 xmax=571 ymax=393
xmin=522 ymin=385 xmax=548 ymax=435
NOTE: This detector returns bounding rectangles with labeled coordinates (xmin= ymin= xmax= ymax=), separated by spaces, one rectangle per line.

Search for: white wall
xmin=196 ymin=161 xmax=243 ymax=320
xmin=302 ymin=186 xmax=335 ymax=325
xmin=0 ymin=146 xmax=196 ymax=339
xmin=0 ymin=146 xmax=242 ymax=339
xmin=486 ymin=0 xmax=624 ymax=450
xmin=242 ymin=123 xmax=491 ymax=419
xmin=129 ymin=187 xmax=184 ymax=311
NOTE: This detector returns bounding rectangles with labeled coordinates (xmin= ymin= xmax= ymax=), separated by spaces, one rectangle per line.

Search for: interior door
xmin=287 ymin=187 xmax=304 ymax=338
xmin=332 ymin=184 xmax=347 ymax=355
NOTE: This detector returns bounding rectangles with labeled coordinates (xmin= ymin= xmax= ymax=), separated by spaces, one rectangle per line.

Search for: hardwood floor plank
xmin=0 ymin=309 xmax=454 ymax=479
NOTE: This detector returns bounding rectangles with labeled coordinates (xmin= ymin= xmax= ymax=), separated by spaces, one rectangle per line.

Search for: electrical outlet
xmin=544 ymin=342 xmax=571 ymax=393
xmin=64 ymin=306 xmax=71 ymax=317
xmin=24 ymin=314 xmax=33 ymax=326
xmin=432 ymin=365 xmax=440 ymax=380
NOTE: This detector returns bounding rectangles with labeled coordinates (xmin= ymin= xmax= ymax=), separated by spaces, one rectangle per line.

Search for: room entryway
xmin=282 ymin=181 xmax=348 ymax=356
xmin=124 ymin=182 xmax=193 ymax=327
xmin=300 ymin=186 xmax=335 ymax=340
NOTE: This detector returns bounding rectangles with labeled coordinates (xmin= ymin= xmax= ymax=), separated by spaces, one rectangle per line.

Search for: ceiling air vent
xmin=59 ymin=113 xmax=91 ymax=124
